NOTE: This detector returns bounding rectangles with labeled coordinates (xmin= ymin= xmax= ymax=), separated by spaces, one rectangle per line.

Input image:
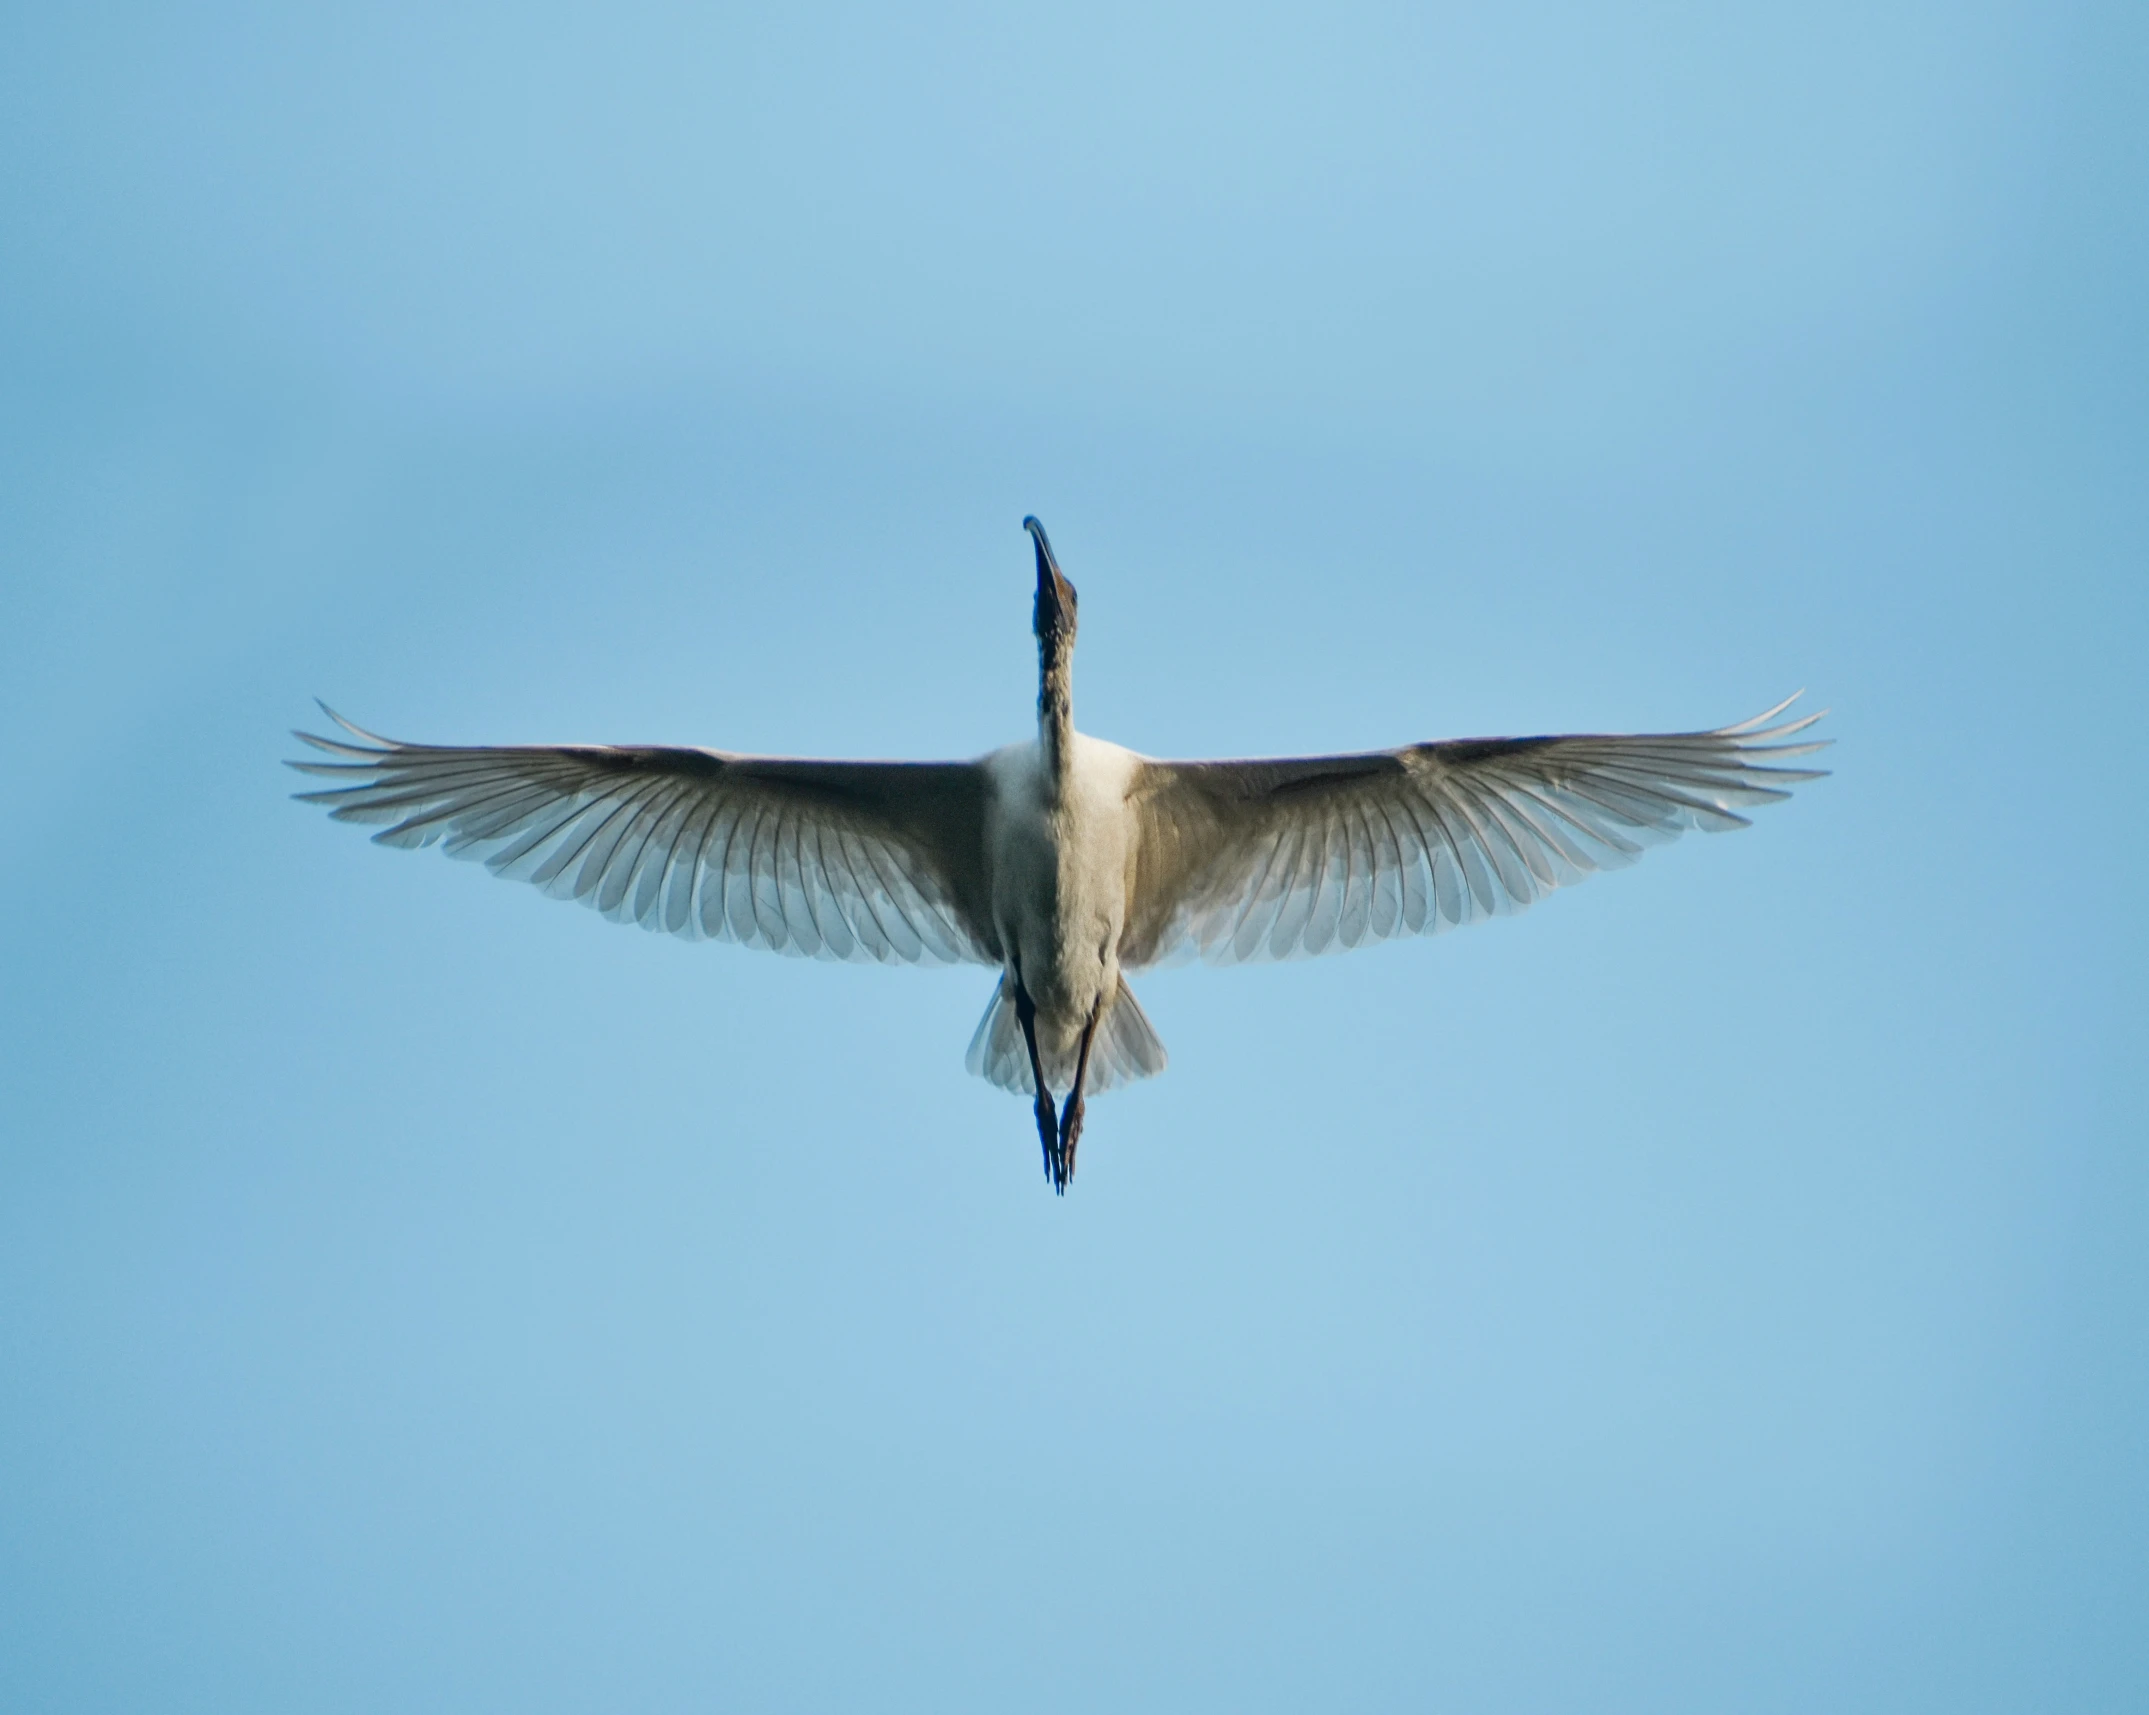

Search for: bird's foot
xmin=1033 ymin=1092 xmax=1063 ymax=1194
xmin=1057 ymin=1092 xmax=1086 ymax=1187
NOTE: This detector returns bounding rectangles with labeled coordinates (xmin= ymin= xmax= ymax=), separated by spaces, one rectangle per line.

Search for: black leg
xmin=1014 ymin=981 xmax=1060 ymax=1192
xmin=1058 ymin=995 xmax=1103 ymax=1187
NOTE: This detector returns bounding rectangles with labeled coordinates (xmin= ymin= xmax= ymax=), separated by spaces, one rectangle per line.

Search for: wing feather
xmin=290 ymin=709 xmax=996 ymax=965
xmin=1125 ymin=698 xmax=1828 ymax=965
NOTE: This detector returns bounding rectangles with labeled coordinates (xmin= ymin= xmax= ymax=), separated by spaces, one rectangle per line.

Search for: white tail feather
xmin=964 ymin=975 xmax=1168 ymax=1096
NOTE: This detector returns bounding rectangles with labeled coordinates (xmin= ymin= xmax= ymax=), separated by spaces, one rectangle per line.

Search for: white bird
xmin=293 ymin=517 xmax=1827 ymax=1193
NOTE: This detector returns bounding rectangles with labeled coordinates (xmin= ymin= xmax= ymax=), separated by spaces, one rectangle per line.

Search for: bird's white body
xmin=984 ymin=734 xmax=1140 ymax=1067
xmin=293 ymin=515 xmax=1827 ymax=1193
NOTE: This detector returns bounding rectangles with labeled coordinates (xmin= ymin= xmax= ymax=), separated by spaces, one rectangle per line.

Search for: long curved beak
xmin=1024 ymin=515 xmax=1077 ymax=637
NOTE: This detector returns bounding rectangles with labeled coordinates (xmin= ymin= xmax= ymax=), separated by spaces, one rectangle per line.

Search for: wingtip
xmin=311 ymin=700 xmax=399 ymax=746
xmin=1718 ymin=691 xmax=1804 ymax=735
xmin=1718 ymin=694 xmax=1835 ymax=755
xmin=289 ymin=701 xmax=404 ymax=781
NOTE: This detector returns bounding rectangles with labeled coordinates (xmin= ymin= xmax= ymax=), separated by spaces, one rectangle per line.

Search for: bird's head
xmin=1025 ymin=516 xmax=1078 ymax=655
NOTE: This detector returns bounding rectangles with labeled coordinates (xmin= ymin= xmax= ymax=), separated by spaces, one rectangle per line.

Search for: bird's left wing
xmin=1120 ymin=696 xmax=1827 ymax=966
xmin=290 ymin=709 xmax=997 ymax=964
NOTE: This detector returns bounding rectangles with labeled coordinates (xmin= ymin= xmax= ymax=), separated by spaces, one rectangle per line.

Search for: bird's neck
xmin=1037 ymin=641 xmax=1073 ymax=787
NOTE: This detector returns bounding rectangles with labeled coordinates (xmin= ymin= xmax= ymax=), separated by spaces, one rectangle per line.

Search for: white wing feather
xmin=1124 ymin=696 xmax=1829 ymax=966
xmin=290 ymin=709 xmax=997 ymax=965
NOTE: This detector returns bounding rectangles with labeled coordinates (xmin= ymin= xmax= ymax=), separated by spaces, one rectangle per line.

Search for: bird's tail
xmin=964 ymin=974 xmax=1168 ymax=1097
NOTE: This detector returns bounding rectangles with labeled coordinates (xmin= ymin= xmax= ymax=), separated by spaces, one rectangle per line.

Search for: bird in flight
xmin=293 ymin=517 xmax=1826 ymax=1194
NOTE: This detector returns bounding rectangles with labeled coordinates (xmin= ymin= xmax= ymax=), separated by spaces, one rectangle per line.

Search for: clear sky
xmin=2 ymin=2 xmax=2144 ymax=1710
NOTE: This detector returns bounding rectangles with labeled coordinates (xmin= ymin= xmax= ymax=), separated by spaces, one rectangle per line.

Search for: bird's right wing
xmin=1121 ymin=696 xmax=1827 ymax=966
xmin=290 ymin=709 xmax=998 ymax=964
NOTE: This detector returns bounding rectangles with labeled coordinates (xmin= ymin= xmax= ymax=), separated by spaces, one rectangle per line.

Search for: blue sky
xmin=2 ymin=2 xmax=2144 ymax=1710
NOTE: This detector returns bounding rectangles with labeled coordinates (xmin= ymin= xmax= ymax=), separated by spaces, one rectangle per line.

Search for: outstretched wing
xmin=1122 ymin=696 xmax=1827 ymax=966
xmin=290 ymin=708 xmax=997 ymax=964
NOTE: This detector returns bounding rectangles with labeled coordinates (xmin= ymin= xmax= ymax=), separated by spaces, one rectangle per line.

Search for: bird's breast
xmin=983 ymin=735 xmax=1140 ymax=1030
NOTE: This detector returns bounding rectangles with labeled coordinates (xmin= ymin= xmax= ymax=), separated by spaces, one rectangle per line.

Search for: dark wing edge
xmin=1122 ymin=694 xmax=1829 ymax=966
xmin=288 ymin=704 xmax=997 ymax=965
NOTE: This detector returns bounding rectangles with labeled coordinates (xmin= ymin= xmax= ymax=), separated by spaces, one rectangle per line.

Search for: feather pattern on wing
xmin=1121 ymin=696 xmax=1828 ymax=966
xmin=289 ymin=709 xmax=997 ymax=965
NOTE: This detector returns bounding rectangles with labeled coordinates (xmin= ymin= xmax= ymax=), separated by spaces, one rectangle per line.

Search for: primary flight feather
xmin=292 ymin=517 xmax=1827 ymax=1192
